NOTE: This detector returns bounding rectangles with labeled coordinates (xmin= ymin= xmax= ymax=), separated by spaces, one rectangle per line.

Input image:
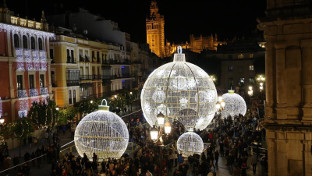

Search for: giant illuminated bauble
xmin=177 ymin=132 xmax=204 ymax=157
xmin=141 ymin=47 xmax=217 ymax=130
xmin=221 ymin=90 xmax=247 ymax=119
xmin=74 ymin=100 xmax=129 ymax=161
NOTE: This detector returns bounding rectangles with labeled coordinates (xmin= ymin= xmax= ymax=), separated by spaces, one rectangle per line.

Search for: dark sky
xmin=6 ymin=0 xmax=266 ymax=43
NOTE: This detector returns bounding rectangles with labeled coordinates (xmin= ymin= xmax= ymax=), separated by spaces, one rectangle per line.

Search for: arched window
xmin=14 ymin=34 xmax=19 ymax=48
xmin=31 ymin=37 xmax=35 ymax=50
xmin=23 ymin=35 xmax=28 ymax=49
xmin=38 ymin=38 xmax=43 ymax=50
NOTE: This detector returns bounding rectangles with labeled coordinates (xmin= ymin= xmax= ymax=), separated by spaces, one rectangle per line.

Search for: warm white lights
xmin=141 ymin=47 xmax=217 ymax=130
xmin=248 ymin=86 xmax=253 ymax=96
xmin=156 ymin=112 xmax=165 ymax=126
xmin=74 ymin=99 xmax=129 ymax=161
xmin=177 ymin=132 xmax=204 ymax=157
xmin=221 ymin=90 xmax=247 ymax=119
xmin=150 ymin=126 xmax=159 ymax=140
xmin=164 ymin=121 xmax=172 ymax=134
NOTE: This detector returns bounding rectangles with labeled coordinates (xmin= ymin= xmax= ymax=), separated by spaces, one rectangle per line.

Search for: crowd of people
xmin=0 ymin=108 xmax=268 ymax=176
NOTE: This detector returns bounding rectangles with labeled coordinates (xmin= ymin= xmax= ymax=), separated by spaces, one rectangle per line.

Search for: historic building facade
xmin=0 ymin=5 xmax=54 ymax=122
xmin=258 ymin=0 xmax=312 ymax=175
xmin=146 ymin=0 xmax=165 ymax=58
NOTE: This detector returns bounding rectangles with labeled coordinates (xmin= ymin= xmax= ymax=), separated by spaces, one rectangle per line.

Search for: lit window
xmin=17 ymin=75 xmax=23 ymax=90
xmin=249 ymin=54 xmax=254 ymax=58
xmin=249 ymin=65 xmax=254 ymax=71
xmin=40 ymin=74 xmax=45 ymax=88
xmin=238 ymin=54 xmax=244 ymax=59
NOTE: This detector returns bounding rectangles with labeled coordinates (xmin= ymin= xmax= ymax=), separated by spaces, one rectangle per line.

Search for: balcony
xmin=67 ymin=56 xmax=76 ymax=64
xmin=67 ymin=79 xmax=80 ymax=86
xmin=79 ymin=55 xmax=90 ymax=62
xmin=29 ymin=89 xmax=39 ymax=97
xmin=18 ymin=89 xmax=28 ymax=98
xmin=80 ymin=75 xmax=92 ymax=80
xmin=92 ymin=75 xmax=102 ymax=80
xmin=102 ymin=75 xmax=132 ymax=80
xmin=40 ymin=87 xmax=48 ymax=95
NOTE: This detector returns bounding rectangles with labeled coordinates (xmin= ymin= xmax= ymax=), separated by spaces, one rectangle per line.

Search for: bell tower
xmin=146 ymin=0 xmax=165 ymax=58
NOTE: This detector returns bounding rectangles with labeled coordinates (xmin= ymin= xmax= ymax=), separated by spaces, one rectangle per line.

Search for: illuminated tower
xmin=146 ymin=0 xmax=165 ymax=58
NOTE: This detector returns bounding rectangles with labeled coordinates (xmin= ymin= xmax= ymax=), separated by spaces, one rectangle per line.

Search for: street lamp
xmin=90 ymin=100 xmax=93 ymax=104
xmin=114 ymin=95 xmax=117 ymax=99
xmin=156 ymin=112 xmax=165 ymax=126
xmin=55 ymin=107 xmax=60 ymax=111
xmin=130 ymin=92 xmax=133 ymax=95
xmin=164 ymin=121 xmax=172 ymax=135
xmin=0 ymin=118 xmax=4 ymax=124
xmin=150 ymin=126 xmax=159 ymax=141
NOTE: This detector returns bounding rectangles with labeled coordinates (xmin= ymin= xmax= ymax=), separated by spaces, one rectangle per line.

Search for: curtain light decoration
xmin=18 ymin=90 xmax=28 ymax=98
xmin=40 ymin=51 xmax=47 ymax=71
xmin=29 ymin=89 xmax=39 ymax=97
xmin=0 ymin=23 xmax=55 ymax=38
xmin=141 ymin=46 xmax=217 ymax=130
xmin=32 ymin=50 xmax=41 ymax=71
xmin=177 ymin=132 xmax=204 ymax=157
xmin=31 ymin=97 xmax=40 ymax=104
xmin=24 ymin=49 xmax=33 ymax=71
xmin=15 ymin=48 xmax=25 ymax=71
xmin=18 ymin=99 xmax=29 ymax=118
xmin=221 ymin=90 xmax=247 ymax=119
xmin=40 ymin=87 xmax=48 ymax=95
xmin=74 ymin=99 xmax=129 ymax=161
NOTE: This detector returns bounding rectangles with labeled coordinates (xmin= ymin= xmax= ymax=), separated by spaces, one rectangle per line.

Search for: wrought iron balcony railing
xmin=40 ymin=87 xmax=48 ymax=95
xmin=29 ymin=89 xmax=39 ymax=97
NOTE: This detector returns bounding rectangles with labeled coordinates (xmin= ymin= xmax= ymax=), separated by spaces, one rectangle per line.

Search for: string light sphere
xmin=221 ymin=90 xmax=247 ymax=119
xmin=74 ymin=100 xmax=129 ymax=161
xmin=177 ymin=132 xmax=204 ymax=157
xmin=141 ymin=46 xmax=217 ymax=130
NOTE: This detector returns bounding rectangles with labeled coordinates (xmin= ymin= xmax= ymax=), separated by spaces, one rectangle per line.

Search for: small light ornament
xmin=74 ymin=99 xmax=129 ymax=161
xmin=150 ymin=126 xmax=159 ymax=141
xmin=141 ymin=46 xmax=217 ymax=130
xmin=164 ymin=121 xmax=172 ymax=134
xmin=221 ymin=90 xmax=247 ymax=119
xmin=177 ymin=131 xmax=204 ymax=157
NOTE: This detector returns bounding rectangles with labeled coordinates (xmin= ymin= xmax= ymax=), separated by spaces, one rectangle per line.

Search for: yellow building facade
xmin=50 ymin=35 xmax=107 ymax=107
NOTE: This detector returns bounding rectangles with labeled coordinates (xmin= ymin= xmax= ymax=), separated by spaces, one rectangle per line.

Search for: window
xmin=31 ymin=37 xmax=35 ymax=50
xmin=67 ymin=49 xmax=70 ymax=63
xmin=29 ymin=75 xmax=35 ymax=89
xmin=40 ymin=74 xmax=45 ymax=88
xmin=17 ymin=75 xmax=23 ymax=90
xmin=73 ymin=90 xmax=76 ymax=104
xmin=239 ymin=78 xmax=245 ymax=87
xmin=14 ymin=34 xmax=19 ymax=48
xmin=50 ymin=49 xmax=54 ymax=60
xmin=228 ymin=66 xmax=234 ymax=71
xmin=38 ymin=38 xmax=43 ymax=50
xmin=249 ymin=65 xmax=254 ymax=71
xmin=238 ymin=54 xmax=244 ymax=59
xmin=249 ymin=54 xmax=254 ymax=58
xmin=71 ymin=50 xmax=74 ymax=63
xmin=69 ymin=90 xmax=72 ymax=104
xmin=23 ymin=35 xmax=28 ymax=49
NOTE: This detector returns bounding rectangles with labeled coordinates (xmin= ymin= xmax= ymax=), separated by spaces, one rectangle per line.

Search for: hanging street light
xmin=150 ymin=126 xmax=159 ymax=141
xmin=164 ymin=121 xmax=172 ymax=135
xmin=157 ymin=112 xmax=165 ymax=126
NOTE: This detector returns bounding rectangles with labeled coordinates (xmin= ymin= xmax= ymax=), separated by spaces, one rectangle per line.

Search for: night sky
xmin=6 ymin=0 xmax=266 ymax=43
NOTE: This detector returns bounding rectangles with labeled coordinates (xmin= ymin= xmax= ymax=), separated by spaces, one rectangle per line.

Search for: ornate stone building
xmin=146 ymin=0 xmax=165 ymax=58
xmin=258 ymin=0 xmax=312 ymax=175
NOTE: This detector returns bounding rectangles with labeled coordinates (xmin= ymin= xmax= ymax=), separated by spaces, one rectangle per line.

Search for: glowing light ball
xmin=221 ymin=90 xmax=247 ymax=119
xmin=141 ymin=47 xmax=217 ymax=130
xmin=74 ymin=100 xmax=129 ymax=161
xmin=177 ymin=132 xmax=204 ymax=157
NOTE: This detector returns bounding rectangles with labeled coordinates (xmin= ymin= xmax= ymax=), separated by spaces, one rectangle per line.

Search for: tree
xmin=58 ymin=106 xmax=77 ymax=125
xmin=28 ymin=99 xmax=59 ymax=128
